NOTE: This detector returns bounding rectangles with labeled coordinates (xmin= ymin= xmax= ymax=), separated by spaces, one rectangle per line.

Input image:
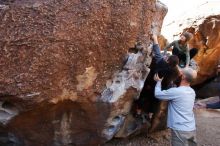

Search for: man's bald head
xmin=181 ymin=67 xmax=197 ymax=83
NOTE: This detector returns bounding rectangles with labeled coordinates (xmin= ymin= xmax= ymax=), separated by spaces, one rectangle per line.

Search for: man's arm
xmin=153 ymin=44 xmax=163 ymax=64
xmin=155 ymin=81 xmax=177 ymax=100
xmin=151 ymin=34 xmax=163 ymax=64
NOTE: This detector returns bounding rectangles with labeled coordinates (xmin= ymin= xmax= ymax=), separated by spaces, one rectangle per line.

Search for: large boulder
xmin=161 ymin=1 xmax=220 ymax=85
xmin=0 ymin=0 xmax=167 ymax=145
xmin=195 ymin=76 xmax=220 ymax=98
xmin=187 ymin=15 xmax=220 ymax=85
xmin=162 ymin=14 xmax=220 ymax=85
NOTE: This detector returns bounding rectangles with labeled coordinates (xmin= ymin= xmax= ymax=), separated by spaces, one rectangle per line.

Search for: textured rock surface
xmin=161 ymin=1 xmax=220 ymax=85
xmin=157 ymin=35 xmax=168 ymax=50
xmin=0 ymin=0 xmax=167 ymax=145
xmin=187 ymin=15 xmax=220 ymax=85
xmin=195 ymin=76 xmax=220 ymax=98
xmin=162 ymin=14 xmax=220 ymax=85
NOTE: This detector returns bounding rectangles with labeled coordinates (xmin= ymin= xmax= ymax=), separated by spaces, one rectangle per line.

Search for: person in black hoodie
xmin=151 ymin=34 xmax=180 ymax=89
xmin=149 ymin=34 xmax=181 ymax=132
xmin=135 ymin=34 xmax=181 ymax=132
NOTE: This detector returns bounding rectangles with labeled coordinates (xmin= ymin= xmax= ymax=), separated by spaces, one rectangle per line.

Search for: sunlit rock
xmin=0 ymin=0 xmax=167 ymax=145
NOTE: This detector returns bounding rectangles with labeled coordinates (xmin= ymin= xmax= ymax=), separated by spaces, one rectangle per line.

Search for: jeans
xmin=172 ymin=48 xmax=198 ymax=65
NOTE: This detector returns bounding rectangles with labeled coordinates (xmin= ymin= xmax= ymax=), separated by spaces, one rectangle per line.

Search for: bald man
xmin=154 ymin=67 xmax=197 ymax=146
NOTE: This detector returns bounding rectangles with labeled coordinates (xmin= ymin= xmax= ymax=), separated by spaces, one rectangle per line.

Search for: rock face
xmin=195 ymin=76 xmax=220 ymax=98
xmin=187 ymin=15 xmax=220 ymax=85
xmin=157 ymin=35 xmax=168 ymax=50
xmin=161 ymin=1 xmax=220 ymax=85
xmin=162 ymin=14 xmax=220 ymax=85
xmin=0 ymin=0 xmax=167 ymax=145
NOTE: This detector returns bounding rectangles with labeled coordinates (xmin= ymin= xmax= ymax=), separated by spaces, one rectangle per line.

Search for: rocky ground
xmin=105 ymin=130 xmax=170 ymax=146
xmin=105 ymin=97 xmax=220 ymax=146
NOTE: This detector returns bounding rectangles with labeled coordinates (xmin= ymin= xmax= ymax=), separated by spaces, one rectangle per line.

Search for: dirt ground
xmin=105 ymin=98 xmax=220 ymax=146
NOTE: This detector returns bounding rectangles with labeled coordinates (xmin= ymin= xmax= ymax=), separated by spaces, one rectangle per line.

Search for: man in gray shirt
xmin=154 ymin=67 xmax=197 ymax=146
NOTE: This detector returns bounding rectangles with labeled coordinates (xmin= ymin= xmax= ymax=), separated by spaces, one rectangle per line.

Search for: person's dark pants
xmin=207 ymin=101 xmax=220 ymax=109
xmin=172 ymin=48 xmax=198 ymax=65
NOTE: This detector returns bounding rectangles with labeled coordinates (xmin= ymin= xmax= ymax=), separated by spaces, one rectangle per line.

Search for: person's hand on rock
xmin=150 ymin=34 xmax=158 ymax=44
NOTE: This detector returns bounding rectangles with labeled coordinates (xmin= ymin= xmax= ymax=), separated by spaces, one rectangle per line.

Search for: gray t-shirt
xmin=155 ymin=81 xmax=196 ymax=131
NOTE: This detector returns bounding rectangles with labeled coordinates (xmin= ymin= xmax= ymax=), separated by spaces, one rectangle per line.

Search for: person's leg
xmin=172 ymin=47 xmax=181 ymax=57
xmin=171 ymin=129 xmax=185 ymax=146
xmin=190 ymin=48 xmax=198 ymax=59
xmin=172 ymin=48 xmax=186 ymax=64
xmin=149 ymin=101 xmax=168 ymax=133
xmin=186 ymin=131 xmax=197 ymax=146
xmin=171 ymin=130 xmax=197 ymax=146
xmin=206 ymin=101 xmax=220 ymax=109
